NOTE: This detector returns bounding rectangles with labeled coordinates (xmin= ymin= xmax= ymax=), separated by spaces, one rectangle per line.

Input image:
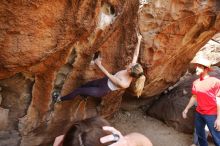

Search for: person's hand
xmin=182 ymin=109 xmax=188 ymax=119
xmin=94 ymin=56 xmax=102 ymax=66
xmin=214 ymin=118 xmax=220 ymax=131
xmin=100 ymin=126 xmax=127 ymax=146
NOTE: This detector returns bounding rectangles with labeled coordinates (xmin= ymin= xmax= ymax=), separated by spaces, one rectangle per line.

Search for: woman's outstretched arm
xmin=94 ymin=57 xmax=129 ymax=88
xmin=131 ymin=32 xmax=142 ymax=65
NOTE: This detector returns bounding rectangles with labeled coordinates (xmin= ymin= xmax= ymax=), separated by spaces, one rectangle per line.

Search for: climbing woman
xmin=52 ymin=32 xmax=146 ymax=103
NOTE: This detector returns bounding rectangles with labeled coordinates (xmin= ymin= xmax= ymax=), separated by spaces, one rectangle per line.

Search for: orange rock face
xmin=139 ymin=0 xmax=220 ymax=96
xmin=0 ymin=0 xmax=219 ymax=145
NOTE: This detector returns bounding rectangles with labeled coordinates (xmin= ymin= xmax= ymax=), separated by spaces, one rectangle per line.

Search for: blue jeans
xmin=194 ymin=127 xmax=209 ymax=146
xmin=195 ymin=112 xmax=220 ymax=146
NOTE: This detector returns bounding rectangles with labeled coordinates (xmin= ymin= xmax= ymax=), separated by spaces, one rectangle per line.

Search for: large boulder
xmin=0 ymin=0 xmax=220 ymax=145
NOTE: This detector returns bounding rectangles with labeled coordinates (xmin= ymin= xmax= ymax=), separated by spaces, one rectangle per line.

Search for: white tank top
xmin=107 ymin=72 xmax=122 ymax=91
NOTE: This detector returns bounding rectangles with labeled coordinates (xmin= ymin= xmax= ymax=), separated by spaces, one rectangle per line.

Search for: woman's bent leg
xmin=61 ymin=86 xmax=110 ymax=101
xmin=56 ymin=77 xmax=110 ymax=101
xmin=80 ymin=77 xmax=108 ymax=88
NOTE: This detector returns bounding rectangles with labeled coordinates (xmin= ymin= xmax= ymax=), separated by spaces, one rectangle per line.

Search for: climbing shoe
xmin=81 ymin=95 xmax=88 ymax=101
xmin=52 ymin=91 xmax=61 ymax=103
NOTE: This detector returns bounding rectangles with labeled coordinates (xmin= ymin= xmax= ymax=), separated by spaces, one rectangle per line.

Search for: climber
xmin=52 ymin=31 xmax=146 ymax=103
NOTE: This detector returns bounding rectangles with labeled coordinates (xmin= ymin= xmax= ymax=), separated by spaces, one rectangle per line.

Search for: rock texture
xmin=198 ymin=33 xmax=220 ymax=65
xmin=139 ymin=0 xmax=220 ymax=96
xmin=0 ymin=0 xmax=220 ymax=145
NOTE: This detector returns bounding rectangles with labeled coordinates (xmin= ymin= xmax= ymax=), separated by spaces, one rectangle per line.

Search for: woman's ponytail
xmin=133 ymin=74 xmax=146 ymax=97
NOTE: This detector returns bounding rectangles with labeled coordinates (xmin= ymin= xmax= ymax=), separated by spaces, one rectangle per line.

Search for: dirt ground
xmin=110 ymin=108 xmax=214 ymax=146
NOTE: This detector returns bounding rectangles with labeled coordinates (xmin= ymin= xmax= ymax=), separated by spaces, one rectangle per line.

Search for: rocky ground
xmin=110 ymin=108 xmax=214 ymax=146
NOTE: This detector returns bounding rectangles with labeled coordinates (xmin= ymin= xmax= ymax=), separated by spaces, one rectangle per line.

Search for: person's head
xmin=62 ymin=117 xmax=113 ymax=146
xmin=191 ymin=56 xmax=212 ymax=76
xmin=128 ymin=63 xmax=143 ymax=78
xmin=128 ymin=63 xmax=146 ymax=97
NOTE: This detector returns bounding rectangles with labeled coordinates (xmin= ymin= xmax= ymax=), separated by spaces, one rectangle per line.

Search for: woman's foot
xmin=52 ymin=91 xmax=61 ymax=103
